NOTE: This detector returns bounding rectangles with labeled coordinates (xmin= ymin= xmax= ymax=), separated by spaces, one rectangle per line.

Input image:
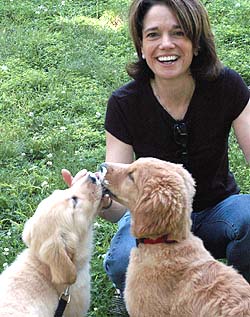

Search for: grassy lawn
xmin=0 ymin=0 xmax=249 ymax=316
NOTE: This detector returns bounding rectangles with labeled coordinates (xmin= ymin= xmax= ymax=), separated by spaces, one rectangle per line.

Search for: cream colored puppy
xmin=0 ymin=172 xmax=102 ymax=317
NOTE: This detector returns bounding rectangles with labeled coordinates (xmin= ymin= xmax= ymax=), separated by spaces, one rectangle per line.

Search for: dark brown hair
xmin=126 ymin=0 xmax=222 ymax=81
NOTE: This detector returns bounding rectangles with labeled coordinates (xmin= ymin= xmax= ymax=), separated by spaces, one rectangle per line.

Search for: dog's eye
xmin=71 ymin=196 xmax=78 ymax=207
xmin=128 ymin=172 xmax=134 ymax=182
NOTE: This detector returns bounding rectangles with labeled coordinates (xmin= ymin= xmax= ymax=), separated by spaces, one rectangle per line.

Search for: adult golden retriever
xmin=100 ymin=157 xmax=250 ymax=317
xmin=0 ymin=172 xmax=102 ymax=317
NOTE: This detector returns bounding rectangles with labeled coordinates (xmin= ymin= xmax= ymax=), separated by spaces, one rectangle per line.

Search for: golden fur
xmin=0 ymin=173 xmax=102 ymax=317
xmin=102 ymin=157 xmax=250 ymax=317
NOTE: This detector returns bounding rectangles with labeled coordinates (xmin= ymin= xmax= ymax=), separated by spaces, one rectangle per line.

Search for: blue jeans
xmin=103 ymin=194 xmax=250 ymax=291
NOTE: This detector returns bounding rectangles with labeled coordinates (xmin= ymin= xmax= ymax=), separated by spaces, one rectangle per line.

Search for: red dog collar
xmin=136 ymin=235 xmax=176 ymax=246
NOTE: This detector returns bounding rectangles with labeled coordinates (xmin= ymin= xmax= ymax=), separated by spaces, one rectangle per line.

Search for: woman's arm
xmin=99 ymin=131 xmax=134 ymax=222
xmin=105 ymin=131 xmax=134 ymax=163
xmin=233 ymin=99 xmax=250 ymax=163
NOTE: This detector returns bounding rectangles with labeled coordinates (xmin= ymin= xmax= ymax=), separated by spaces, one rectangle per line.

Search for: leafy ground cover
xmin=0 ymin=0 xmax=249 ymax=316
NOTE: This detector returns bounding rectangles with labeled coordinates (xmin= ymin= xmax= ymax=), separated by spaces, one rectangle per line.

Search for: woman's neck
xmin=151 ymin=75 xmax=195 ymax=120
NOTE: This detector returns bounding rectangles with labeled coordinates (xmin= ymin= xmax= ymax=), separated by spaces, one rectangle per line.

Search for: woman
xmin=63 ymin=0 xmax=250 ymax=293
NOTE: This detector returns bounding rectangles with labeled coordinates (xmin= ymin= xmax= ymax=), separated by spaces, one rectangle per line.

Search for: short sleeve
xmin=104 ymin=94 xmax=133 ymax=145
xmin=223 ymin=68 xmax=250 ymax=121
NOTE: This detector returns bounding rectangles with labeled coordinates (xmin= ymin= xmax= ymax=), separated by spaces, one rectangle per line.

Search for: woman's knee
xmin=104 ymin=250 xmax=129 ymax=281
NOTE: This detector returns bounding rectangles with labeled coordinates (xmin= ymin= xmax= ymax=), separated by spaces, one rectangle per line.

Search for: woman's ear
xmin=141 ymin=45 xmax=145 ymax=59
xmin=193 ymin=44 xmax=200 ymax=56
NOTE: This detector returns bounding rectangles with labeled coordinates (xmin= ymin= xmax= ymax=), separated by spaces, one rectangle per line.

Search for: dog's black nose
xmin=99 ymin=163 xmax=108 ymax=173
xmin=88 ymin=173 xmax=97 ymax=184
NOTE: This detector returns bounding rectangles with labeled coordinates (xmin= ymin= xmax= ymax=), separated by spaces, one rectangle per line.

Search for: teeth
xmin=158 ymin=55 xmax=178 ymax=62
xmin=103 ymin=180 xmax=109 ymax=186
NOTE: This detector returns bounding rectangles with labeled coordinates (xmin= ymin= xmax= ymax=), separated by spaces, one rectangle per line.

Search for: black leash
xmin=54 ymin=286 xmax=71 ymax=317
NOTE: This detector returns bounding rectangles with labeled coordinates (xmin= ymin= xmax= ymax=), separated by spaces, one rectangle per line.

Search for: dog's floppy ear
xmin=23 ymin=217 xmax=77 ymax=285
xmin=39 ymin=231 xmax=77 ymax=285
xmin=132 ymin=173 xmax=191 ymax=241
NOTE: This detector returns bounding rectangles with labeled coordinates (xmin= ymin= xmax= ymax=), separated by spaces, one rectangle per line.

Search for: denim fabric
xmin=103 ymin=211 xmax=136 ymax=291
xmin=103 ymin=194 xmax=250 ymax=291
xmin=191 ymin=194 xmax=250 ymax=282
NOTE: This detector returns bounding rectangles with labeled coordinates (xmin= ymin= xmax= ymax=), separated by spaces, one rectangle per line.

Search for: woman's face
xmin=141 ymin=4 xmax=195 ymax=81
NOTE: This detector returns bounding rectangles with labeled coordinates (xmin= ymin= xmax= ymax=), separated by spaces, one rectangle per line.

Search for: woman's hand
xmin=101 ymin=193 xmax=113 ymax=210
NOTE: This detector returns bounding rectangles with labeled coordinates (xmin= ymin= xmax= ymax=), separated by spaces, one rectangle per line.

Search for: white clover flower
xmin=21 ymin=152 xmax=26 ymax=156
xmin=38 ymin=5 xmax=46 ymax=10
xmin=3 ymin=248 xmax=9 ymax=255
xmin=235 ymin=3 xmax=240 ymax=7
xmin=61 ymin=90 xmax=66 ymax=94
xmin=1 ymin=65 xmax=8 ymax=71
xmin=41 ymin=181 xmax=49 ymax=187
xmin=60 ymin=126 xmax=67 ymax=132
xmin=61 ymin=1 xmax=66 ymax=5
xmin=95 ymin=112 xmax=101 ymax=119
xmin=28 ymin=112 xmax=34 ymax=117
xmin=7 ymin=231 xmax=11 ymax=236
xmin=46 ymin=161 xmax=53 ymax=166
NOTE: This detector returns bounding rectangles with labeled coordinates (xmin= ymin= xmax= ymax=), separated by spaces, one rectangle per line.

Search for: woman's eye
xmin=146 ymin=32 xmax=158 ymax=38
xmin=173 ymin=30 xmax=185 ymax=37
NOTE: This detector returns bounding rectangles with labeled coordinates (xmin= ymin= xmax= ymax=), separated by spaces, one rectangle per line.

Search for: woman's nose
xmin=159 ymin=33 xmax=175 ymax=49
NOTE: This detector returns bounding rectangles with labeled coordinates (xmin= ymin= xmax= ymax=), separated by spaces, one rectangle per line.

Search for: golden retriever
xmin=0 ymin=172 xmax=102 ymax=317
xmin=100 ymin=157 xmax=250 ymax=317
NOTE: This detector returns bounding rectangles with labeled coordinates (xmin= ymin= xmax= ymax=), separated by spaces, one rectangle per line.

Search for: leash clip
xmin=54 ymin=286 xmax=71 ymax=317
xmin=59 ymin=286 xmax=71 ymax=304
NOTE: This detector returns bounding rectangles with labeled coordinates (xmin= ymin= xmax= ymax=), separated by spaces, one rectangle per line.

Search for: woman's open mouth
xmin=157 ymin=55 xmax=179 ymax=64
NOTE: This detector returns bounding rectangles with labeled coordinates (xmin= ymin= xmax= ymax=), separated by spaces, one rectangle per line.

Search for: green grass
xmin=0 ymin=0 xmax=249 ymax=316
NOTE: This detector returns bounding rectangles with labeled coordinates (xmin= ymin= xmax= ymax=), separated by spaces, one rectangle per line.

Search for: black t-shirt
xmin=105 ymin=68 xmax=250 ymax=211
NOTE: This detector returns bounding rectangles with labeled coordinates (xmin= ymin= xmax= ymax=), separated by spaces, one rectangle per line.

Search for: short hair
xmin=126 ymin=0 xmax=222 ymax=81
